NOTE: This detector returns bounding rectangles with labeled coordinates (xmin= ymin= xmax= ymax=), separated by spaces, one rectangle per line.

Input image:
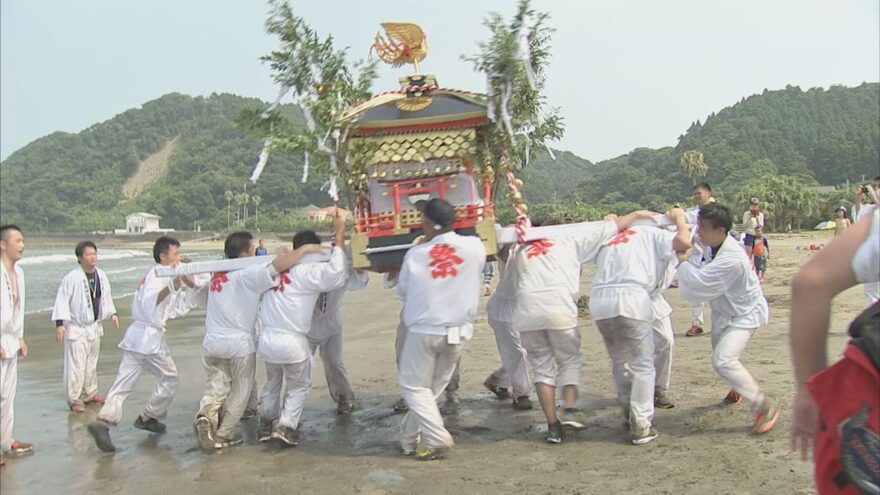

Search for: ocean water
xmin=17 ymin=248 xmax=222 ymax=314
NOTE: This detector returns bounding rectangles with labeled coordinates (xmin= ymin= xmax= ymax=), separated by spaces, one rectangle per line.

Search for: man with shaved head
xmin=0 ymin=225 xmax=34 ymax=466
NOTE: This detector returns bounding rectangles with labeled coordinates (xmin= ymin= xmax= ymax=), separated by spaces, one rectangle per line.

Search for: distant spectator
xmin=482 ymin=261 xmax=495 ymax=296
xmin=255 ymin=239 xmax=268 ymax=256
xmin=833 ymin=207 xmax=851 ymax=239
xmin=752 ymin=226 xmax=769 ymax=283
xmin=852 ymin=176 xmax=880 ymax=222
xmin=742 ymin=198 xmax=765 ymax=260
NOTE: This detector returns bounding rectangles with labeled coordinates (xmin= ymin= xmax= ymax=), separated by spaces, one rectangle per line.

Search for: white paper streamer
xmin=261 ymin=84 xmax=292 ymax=119
xmin=486 ymin=74 xmax=496 ymax=123
xmin=250 ymin=138 xmax=272 ymax=183
xmin=301 ymin=151 xmax=310 ymax=184
xmin=517 ymin=15 xmax=537 ymax=90
xmin=499 ymin=82 xmax=515 ymax=138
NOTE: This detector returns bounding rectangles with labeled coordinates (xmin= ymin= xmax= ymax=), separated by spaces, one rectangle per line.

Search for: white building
xmin=120 ymin=212 xmax=173 ymax=235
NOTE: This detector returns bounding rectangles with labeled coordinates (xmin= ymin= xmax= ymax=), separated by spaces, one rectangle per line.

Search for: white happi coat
xmin=679 ymin=234 xmax=769 ymax=331
xmin=590 ymin=225 xmax=677 ymax=323
xmin=396 ymin=232 xmax=486 ymax=338
xmin=513 ymin=221 xmax=619 ymax=332
xmin=309 ymin=260 xmax=369 ymax=341
xmin=51 ymin=268 xmax=117 ymax=341
xmin=204 ymin=263 xmax=279 ymax=359
xmin=1 ymin=262 xmax=25 ymax=357
xmin=118 ymin=266 xmax=180 ymax=355
xmin=257 ymin=249 xmax=346 ymax=364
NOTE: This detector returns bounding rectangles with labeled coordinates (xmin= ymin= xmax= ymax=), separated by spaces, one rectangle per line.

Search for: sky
xmin=1 ymin=0 xmax=878 ymax=162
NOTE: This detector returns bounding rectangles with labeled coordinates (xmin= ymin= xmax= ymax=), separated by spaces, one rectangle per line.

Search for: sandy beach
xmin=0 ymin=231 xmax=864 ymax=494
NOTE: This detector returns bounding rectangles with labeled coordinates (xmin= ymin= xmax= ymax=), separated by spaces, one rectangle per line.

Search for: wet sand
xmin=0 ymin=231 xmax=864 ymax=494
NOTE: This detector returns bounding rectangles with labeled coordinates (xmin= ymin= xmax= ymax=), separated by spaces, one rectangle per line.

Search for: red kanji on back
xmin=526 ymin=239 xmax=554 ymax=258
xmin=210 ymin=272 xmax=229 ymax=293
xmin=428 ymin=243 xmax=464 ymax=279
xmin=272 ymin=270 xmax=292 ymax=292
xmin=607 ymin=229 xmax=637 ymax=247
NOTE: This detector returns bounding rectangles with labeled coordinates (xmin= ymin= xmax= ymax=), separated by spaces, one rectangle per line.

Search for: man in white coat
xmin=194 ymin=231 xmax=324 ymax=452
xmin=307 ymin=245 xmax=369 ymax=415
xmin=52 ymin=241 xmax=120 ymax=412
xmin=0 ymin=225 xmax=34 ymax=465
xmin=396 ymin=198 xmax=485 ymax=461
xmin=87 ymin=236 xmax=194 ymax=452
xmin=256 ymin=217 xmax=347 ymax=447
xmin=511 ymin=211 xmax=653 ymax=445
xmin=590 ymin=210 xmax=690 ymax=445
xmin=678 ymin=204 xmax=779 ymax=435
xmin=482 ymin=244 xmax=533 ymax=410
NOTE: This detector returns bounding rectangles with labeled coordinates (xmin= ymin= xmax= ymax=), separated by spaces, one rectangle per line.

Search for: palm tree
xmin=234 ymin=192 xmax=244 ymax=225
xmin=224 ymin=190 xmax=234 ymax=229
xmin=679 ymin=150 xmax=708 ymax=185
xmin=241 ymin=193 xmax=250 ymax=226
xmin=252 ymin=194 xmax=262 ymax=228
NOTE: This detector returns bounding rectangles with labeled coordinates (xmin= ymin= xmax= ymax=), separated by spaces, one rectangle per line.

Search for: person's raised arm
xmin=613 ymin=210 xmax=657 ymax=232
xmin=788 ymin=212 xmax=873 ymax=460
xmin=272 ymin=244 xmax=326 ymax=274
xmin=665 ymin=208 xmax=691 ymax=253
xmin=332 ymin=210 xmax=346 ymax=248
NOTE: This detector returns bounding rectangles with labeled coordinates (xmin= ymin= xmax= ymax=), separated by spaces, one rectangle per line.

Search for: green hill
xmin=1 ymin=83 xmax=877 ymax=232
xmin=573 ymin=83 xmax=880 ymax=206
xmin=0 ymin=93 xmax=321 ymax=232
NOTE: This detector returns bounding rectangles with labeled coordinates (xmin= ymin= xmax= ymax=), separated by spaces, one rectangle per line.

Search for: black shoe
xmin=271 ymin=425 xmax=299 ymax=447
xmin=87 ymin=421 xmax=116 ymax=452
xmin=546 ymin=421 xmax=565 ymax=444
xmin=512 ymin=395 xmax=534 ymax=410
xmin=336 ymin=401 xmax=354 ymax=415
xmin=241 ymin=408 xmax=257 ymax=420
xmin=133 ymin=415 xmax=166 ymax=434
xmin=258 ymin=418 xmax=273 ymax=443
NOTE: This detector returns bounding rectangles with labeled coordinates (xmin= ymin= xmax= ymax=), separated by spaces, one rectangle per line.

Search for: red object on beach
xmin=810 ymin=244 xmax=818 ymax=251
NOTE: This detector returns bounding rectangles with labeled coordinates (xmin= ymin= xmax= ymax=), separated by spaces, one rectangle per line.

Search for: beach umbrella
xmin=814 ymin=220 xmax=836 ymax=230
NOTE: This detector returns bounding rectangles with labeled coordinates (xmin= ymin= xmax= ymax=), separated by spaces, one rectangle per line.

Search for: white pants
xmin=398 ymin=333 xmax=463 ymax=451
xmin=395 ymin=319 xmax=460 ymax=395
xmin=652 ymin=316 xmax=674 ymax=395
xmin=98 ymin=349 xmax=179 ymax=426
xmin=691 ymin=303 xmax=704 ymax=327
xmin=711 ymin=325 xmax=763 ymax=408
xmin=486 ymin=318 xmax=531 ymax=397
xmin=309 ymin=332 xmax=355 ymax=403
xmin=1 ymin=356 xmax=18 ymax=451
xmin=519 ymin=328 xmax=583 ymax=388
xmin=595 ymin=317 xmax=655 ymax=431
xmin=259 ymin=360 xmax=311 ymax=429
xmin=865 ymin=282 xmax=880 ymax=306
xmin=63 ymin=337 xmax=101 ymax=406
xmin=198 ymin=353 xmax=256 ymax=438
